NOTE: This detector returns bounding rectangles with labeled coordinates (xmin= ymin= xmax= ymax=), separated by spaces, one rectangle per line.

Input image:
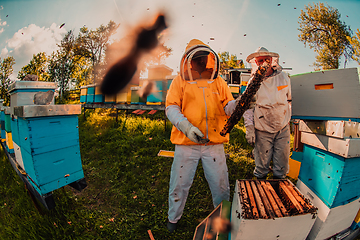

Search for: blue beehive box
xmin=0 ymin=106 xmax=5 ymax=142
xmin=86 ymin=86 xmax=95 ymax=103
xmin=13 ymin=105 xmax=84 ymax=195
xmin=298 ymin=144 xmax=360 ymax=208
xmin=94 ymin=94 xmax=104 ymax=103
xmin=146 ymin=91 xmax=165 ymax=103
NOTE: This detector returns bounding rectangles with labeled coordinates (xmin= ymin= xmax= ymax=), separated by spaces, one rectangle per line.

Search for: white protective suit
xmin=166 ymin=39 xmax=235 ymax=224
xmin=243 ymin=64 xmax=292 ymax=179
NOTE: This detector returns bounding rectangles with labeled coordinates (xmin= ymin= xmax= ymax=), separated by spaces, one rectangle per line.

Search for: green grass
xmin=0 ymin=108 xmax=307 ymax=239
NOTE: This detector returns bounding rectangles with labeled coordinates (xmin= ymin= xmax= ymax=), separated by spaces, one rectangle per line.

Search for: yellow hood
xmin=180 ymin=39 xmax=219 ymax=80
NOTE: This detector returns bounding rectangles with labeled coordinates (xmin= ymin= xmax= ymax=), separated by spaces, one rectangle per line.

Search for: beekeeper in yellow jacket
xmin=165 ymin=39 xmax=236 ymax=232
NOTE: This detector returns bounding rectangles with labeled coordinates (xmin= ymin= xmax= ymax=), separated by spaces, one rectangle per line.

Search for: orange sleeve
xmin=165 ymin=75 xmax=183 ymax=108
xmin=217 ymin=77 xmax=234 ymax=109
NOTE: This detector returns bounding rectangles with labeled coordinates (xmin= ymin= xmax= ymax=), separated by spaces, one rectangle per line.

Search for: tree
xmin=298 ymin=3 xmax=353 ymax=70
xmin=0 ymin=56 xmax=15 ymax=105
xmin=218 ymin=51 xmax=239 ymax=75
xmin=48 ymin=30 xmax=92 ymax=99
xmin=347 ymin=29 xmax=360 ymax=64
xmin=17 ymin=52 xmax=49 ymax=81
xmin=76 ymin=21 xmax=120 ymax=83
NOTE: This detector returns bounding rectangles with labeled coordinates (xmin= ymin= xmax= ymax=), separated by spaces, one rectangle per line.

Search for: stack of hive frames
xmin=238 ymin=179 xmax=316 ymax=219
xmin=230 ymin=179 xmax=317 ymax=240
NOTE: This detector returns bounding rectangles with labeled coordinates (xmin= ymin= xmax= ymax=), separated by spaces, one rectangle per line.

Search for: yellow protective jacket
xmin=166 ymin=39 xmax=234 ymax=145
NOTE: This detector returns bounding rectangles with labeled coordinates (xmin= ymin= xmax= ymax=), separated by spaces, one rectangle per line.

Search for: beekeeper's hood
xmin=180 ymin=39 xmax=219 ymax=81
xmin=246 ymin=46 xmax=282 ymax=74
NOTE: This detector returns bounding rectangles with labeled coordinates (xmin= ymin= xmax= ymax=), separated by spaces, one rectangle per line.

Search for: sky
xmin=0 ymin=0 xmax=359 ymax=80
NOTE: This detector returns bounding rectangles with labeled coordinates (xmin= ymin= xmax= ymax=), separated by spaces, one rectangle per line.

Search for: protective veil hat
xmin=246 ymin=47 xmax=279 ymax=63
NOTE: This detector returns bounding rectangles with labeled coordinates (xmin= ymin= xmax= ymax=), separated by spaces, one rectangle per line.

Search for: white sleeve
xmin=165 ymin=105 xmax=187 ymax=130
xmin=243 ymin=76 xmax=255 ymax=127
xmin=243 ymin=108 xmax=254 ymax=127
xmin=224 ymin=100 xmax=236 ymax=116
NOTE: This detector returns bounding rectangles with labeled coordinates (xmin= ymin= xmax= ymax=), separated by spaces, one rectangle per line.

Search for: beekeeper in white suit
xmin=165 ymin=39 xmax=236 ymax=232
xmin=243 ymin=47 xmax=292 ymax=180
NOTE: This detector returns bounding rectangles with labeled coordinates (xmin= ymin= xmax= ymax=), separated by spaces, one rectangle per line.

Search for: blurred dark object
xmin=101 ymin=14 xmax=167 ymax=95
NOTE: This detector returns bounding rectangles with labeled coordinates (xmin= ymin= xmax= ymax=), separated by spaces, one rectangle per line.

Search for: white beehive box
xmin=230 ymin=180 xmax=317 ymax=240
xmin=297 ymin=179 xmax=360 ymax=240
xmin=291 ymin=68 xmax=360 ymax=119
xmin=8 ymin=81 xmax=57 ymax=115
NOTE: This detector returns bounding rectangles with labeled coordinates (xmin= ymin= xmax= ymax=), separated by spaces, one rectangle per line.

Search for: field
xmin=0 ymin=108 xmax=260 ymax=239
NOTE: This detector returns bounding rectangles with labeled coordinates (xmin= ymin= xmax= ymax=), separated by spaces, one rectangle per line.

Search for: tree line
xmin=1 ymin=3 xmax=360 ymax=105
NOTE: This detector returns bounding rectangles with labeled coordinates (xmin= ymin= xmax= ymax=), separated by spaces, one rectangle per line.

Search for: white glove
xmin=245 ymin=125 xmax=256 ymax=146
xmin=178 ymin=120 xmax=206 ymax=144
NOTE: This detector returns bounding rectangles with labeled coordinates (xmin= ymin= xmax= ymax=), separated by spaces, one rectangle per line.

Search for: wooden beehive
xmin=80 ymin=86 xmax=87 ymax=103
xmin=291 ymin=68 xmax=360 ymax=120
xmin=12 ymin=105 xmax=84 ymax=196
xmin=297 ymin=179 xmax=360 ymax=240
xmin=0 ymin=107 xmax=6 ymax=142
xmin=231 ymin=179 xmax=317 ymax=240
xmin=298 ymin=144 xmax=360 ymax=209
xmin=8 ymin=81 xmax=57 ymax=115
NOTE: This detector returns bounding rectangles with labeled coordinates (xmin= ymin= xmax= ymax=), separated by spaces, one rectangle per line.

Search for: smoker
xmin=5 ymin=80 xmax=87 ymax=209
xmin=291 ymin=68 xmax=360 ymax=239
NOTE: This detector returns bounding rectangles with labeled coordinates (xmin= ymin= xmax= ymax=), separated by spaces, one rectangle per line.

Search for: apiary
xmin=230 ymin=179 xmax=317 ymax=240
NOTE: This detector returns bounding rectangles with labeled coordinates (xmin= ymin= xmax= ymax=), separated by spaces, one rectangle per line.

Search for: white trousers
xmin=168 ymin=144 xmax=230 ymax=223
xmin=253 ymin=124 xmax=290 ymax=179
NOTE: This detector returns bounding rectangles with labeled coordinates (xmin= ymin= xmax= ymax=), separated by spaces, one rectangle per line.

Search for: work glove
xmin=245 ymin=125 xmax=256 ymax=146
xmin=178 ymin=120 xmax=208 ymax=144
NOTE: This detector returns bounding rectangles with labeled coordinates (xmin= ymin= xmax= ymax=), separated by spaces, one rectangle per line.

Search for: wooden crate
xmin=297 ymin=179 xmax=360 ymax=240
xmin=230 ymin=179 xmax=317 ymax=240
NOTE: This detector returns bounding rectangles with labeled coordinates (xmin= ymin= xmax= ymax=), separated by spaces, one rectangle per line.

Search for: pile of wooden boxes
xmin=291 ymin=68 xmax=360 ymax=239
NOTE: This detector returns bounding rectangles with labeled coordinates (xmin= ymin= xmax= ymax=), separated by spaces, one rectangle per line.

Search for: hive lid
xmin=13 ymin=105 xmax=81 ymax=117
xmin=8 ymin=81 xmax=57 ymax=92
